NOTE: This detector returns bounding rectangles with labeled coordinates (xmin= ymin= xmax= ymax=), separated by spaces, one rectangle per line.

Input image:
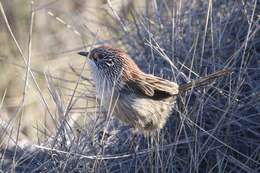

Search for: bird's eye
xmin=105 ymin=58 xmax=114 ymax=67
xmin=93 ymin=53 xmax=99 ymax=61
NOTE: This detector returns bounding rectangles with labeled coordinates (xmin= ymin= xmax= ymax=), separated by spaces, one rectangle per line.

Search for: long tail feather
xmin=179 ymin=69 xmax=232 ymax=92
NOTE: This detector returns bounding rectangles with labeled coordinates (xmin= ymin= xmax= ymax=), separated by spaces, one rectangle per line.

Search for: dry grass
xmin=0 ymin=0 xmax=259 ymax=172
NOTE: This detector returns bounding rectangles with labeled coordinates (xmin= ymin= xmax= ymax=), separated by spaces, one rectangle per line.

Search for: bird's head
xmin=78 ymin=46 xmax=142 ymax=85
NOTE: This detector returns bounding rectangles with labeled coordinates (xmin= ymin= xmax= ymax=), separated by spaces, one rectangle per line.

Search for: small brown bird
xmin=78 ymin=46 xmax=230 ymax=134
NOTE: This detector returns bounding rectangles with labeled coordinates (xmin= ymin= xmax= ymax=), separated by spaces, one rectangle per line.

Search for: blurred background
xmin=0 ymin=0 xmax=259 ymax=172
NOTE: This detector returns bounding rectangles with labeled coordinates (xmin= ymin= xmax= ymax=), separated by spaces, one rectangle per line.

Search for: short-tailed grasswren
xmin=78 ymin=46 xmax=231 ymax=134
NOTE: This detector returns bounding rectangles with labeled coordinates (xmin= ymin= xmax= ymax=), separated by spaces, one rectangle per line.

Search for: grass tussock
xmin=0 ymin=0 xmax=260 ymax=172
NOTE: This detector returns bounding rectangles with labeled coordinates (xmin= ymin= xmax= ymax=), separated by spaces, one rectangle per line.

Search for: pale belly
xmin=101 ymin=93 xmax=176 ymax=133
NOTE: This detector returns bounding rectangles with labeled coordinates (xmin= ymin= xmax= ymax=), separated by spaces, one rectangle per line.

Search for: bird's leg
xmin=129 ymin=128 xmax=140 ymax=152
xmin=148 ymin=130 xmax=162 ymax=172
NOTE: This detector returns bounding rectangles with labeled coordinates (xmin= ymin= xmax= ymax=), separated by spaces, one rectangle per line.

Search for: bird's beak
xmin=78 ymin=51 xmax=89 ymax=57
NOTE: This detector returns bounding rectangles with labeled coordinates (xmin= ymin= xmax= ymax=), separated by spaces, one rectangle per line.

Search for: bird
xmin=78 ymin=45 xmax=231 ymax=135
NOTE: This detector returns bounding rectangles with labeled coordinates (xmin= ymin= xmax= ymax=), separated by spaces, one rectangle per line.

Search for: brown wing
xmin=122 ymin=74 xmax=179 ymax=100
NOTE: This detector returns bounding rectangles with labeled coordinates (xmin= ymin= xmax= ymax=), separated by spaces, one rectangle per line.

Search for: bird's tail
xmin=179 ymin=69 xmax=232 ymax=92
